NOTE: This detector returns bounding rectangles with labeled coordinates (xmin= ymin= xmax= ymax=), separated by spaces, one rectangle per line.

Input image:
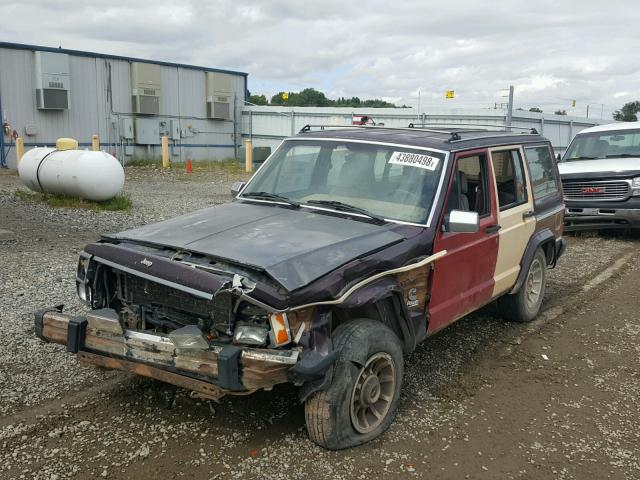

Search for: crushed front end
xmin=34 ymin=242 xmax=333 ymax=400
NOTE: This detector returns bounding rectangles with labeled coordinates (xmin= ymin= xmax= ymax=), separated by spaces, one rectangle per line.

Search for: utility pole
xmin=417 ymin=88 xmax=421 ymax=118
xmin=506 ymin=85 xmax=514 ymax=128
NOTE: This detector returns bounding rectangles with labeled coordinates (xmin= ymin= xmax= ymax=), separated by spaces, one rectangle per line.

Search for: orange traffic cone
xmin=186 ymin=159 xmax=193 ymax=174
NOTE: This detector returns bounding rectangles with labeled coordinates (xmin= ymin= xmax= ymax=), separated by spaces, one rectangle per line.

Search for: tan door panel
xmin=489 ymin=145 xmax=536 ymax=297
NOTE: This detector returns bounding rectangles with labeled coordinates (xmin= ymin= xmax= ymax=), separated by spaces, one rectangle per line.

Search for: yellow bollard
xmin=16 ymin=137 xmax=24 ymax=165
xmin=91 ymin=134 xmax=100 ymax=151
xmin=244 ymin=139 xmax=253 ymax=173
xmin=161 ymin=136 xmax=170 ymax=169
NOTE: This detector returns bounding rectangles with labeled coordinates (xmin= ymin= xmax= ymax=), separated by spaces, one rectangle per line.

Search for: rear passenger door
xmin=489 ymin=146 xmax=536 ymax=296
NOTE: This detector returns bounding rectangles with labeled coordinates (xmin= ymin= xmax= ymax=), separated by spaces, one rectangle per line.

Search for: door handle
xmin=523 ymin=210 xmax=535 ymax=220
xmin=485 ymin=224 xmax=501 ymax=234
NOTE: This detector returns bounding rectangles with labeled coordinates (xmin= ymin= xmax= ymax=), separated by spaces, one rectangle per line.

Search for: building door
xmin=489 ymin=146 xmax=536 ymax=296
xmin=428 ymin=150 xmax=500 ymax=334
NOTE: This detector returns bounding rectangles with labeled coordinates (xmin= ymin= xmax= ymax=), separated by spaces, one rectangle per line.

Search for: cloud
xmin=2 ymin=0 xmax=639 ymax=117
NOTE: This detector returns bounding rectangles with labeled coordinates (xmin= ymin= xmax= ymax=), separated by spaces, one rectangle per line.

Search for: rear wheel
xmin=304 ymin=319 xmax=403 ymax=450
xmin=498 ymin=248 xmax=547 ymax=322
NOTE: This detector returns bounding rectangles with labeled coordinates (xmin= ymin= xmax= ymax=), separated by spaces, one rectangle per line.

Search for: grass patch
xmin=15 ymin=189 xmax=132 ymax=212
xmin=125 ymin=157 xmax=162 ymax=167
xmin=125 ymin=157 xmax=245 ymax=174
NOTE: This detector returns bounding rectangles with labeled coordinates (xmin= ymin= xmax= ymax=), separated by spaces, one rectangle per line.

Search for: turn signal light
xmin=269 ymin=312 xmax=291 ymax=347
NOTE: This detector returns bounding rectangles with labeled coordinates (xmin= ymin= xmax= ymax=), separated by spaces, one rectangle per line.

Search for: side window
xmin=524 ymin=145 xmax=559 ymax=199
xmin=446 ymin=155 xmax=490 ymax=217
xmin=492 ymin=149 xmax=528 ymax=210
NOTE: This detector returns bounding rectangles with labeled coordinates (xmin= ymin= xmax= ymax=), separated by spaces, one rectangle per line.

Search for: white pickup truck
xmin=559 ymin=121 xmax=640 ymax=231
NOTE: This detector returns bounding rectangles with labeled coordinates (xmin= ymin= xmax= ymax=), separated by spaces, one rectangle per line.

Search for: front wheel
xmin=304 ymin=319 xmax=404 ymax=449
xmin=498 ymin=247 xmax=547 ymax=322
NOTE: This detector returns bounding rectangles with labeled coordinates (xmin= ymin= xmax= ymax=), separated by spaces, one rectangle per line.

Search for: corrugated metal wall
xmin=0 ymin=44 xmax=246 ymax=168
xmin=242 ymin=106 xmax=610 ymax=155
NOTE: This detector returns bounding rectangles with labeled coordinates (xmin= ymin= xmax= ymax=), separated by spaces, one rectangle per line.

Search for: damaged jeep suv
xmin=35 ymin=125 xmax=566 ymax=449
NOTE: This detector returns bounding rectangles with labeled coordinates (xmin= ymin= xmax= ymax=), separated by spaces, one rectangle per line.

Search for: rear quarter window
xmin=524 ymin=145 xmax=559 ymax=199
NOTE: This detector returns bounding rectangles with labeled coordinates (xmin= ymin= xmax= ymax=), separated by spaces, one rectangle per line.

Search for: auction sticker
xmin=389 ymin=151 xmax=440 ymax=170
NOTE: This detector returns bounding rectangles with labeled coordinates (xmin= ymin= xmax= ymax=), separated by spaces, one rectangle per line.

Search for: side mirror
xmin=231 ymin=181 xmax=246 ymax=198
xmin=446 ymin=210 xmax=480 ymax=233
xmin=556 ymin=153 xmax=561 ymax=162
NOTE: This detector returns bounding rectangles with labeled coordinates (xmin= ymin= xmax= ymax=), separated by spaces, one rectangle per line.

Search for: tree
xmin=248 ymin=94 xmax=268 ymax=105
xmin=613 ymin=101 xmax=640 ymax=122
xmin=267 ymin=88 xmax=398 ymax=108
xmin=554 ymin=109 xmax=567 ymax=115
xmin=529 ymin=107 xmax=543 ymax=113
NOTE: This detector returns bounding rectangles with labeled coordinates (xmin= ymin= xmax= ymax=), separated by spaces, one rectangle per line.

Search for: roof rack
xmin=298 ymin=123 xmax=457 ymax=136
xmin=296 ymin=123 xmax=540 ymax=143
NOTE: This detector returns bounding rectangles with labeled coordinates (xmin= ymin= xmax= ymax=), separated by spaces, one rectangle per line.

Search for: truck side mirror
xmin=445 ymin=210 xmax=480 ymax=233
xmin=231 ymin=181 xmax=246 ymax=198
xmin=557 ymin=153 xmax=561 ymax=162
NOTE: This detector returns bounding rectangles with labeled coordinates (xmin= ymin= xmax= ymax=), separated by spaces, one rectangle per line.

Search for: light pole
xmin=586 ymin=103 xmax=604 ymax=119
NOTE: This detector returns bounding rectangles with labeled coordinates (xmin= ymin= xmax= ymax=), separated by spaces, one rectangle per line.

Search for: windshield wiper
xmin=567 ymin=155 xmax=598 ymax=160
xmin=606 ymin=153 xmax=639 ymax=158
xmin=305 ymin=200 xmax=386 ymax=223
xmin=240 ymin=191 xmax=300 ymax=207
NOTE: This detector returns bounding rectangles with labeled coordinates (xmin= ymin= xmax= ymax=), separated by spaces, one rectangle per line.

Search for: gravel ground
xmin=0 ymin=168 xmax=638 ymax=479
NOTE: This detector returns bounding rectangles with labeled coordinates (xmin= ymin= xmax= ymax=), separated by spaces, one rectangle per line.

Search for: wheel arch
xmin=509 ymin=228 xmax=556 ymax=294
xmin=332 ymin=285 xmax=417 ymax=357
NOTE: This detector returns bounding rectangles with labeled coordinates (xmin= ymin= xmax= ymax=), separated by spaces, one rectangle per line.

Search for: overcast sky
xmin=2 ymin=0 xmax=639 ymax=118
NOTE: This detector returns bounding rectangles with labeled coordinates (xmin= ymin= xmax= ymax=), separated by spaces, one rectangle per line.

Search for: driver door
xmin=427 ymin=150 xmax=500 ymax=334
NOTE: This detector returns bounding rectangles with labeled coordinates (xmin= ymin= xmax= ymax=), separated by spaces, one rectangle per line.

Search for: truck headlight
xmin=632 ymin=177 xmax=640 ymax=196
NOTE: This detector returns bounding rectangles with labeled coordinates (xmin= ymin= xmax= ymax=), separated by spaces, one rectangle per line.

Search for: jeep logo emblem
xmin=140 ymin=258 xmax=153 ymax=267
xmin=406 ymin=287 xmax=419 ymax=308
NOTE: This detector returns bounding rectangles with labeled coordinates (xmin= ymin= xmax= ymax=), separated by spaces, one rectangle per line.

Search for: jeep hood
xmin=558 ymin=157 xmax=640 ymax=177
xmin=104 ymin=202 xmax=405 ymax=291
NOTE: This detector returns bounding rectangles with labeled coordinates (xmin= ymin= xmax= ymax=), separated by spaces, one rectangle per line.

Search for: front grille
xmin=106 ymin=268 xmax=233 ymax=332
xmin=562 ymin=180 xmax=630 ymax=201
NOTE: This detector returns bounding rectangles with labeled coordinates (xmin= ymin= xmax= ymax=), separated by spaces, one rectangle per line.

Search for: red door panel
xmin=427 ymin=150 xmax=499 ymax=334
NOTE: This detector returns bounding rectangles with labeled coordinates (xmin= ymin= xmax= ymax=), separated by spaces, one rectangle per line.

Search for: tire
xmin=498 ymin=248 xmax=547 ymax=323
xmin=304 ymin=319 xmax=404 ymax=450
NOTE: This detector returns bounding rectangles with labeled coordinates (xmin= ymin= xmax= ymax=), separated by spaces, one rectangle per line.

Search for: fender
xmin=510 ymin=228 xmax=555 ymax=294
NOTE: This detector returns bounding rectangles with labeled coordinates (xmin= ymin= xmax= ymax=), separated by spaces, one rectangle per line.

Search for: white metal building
xmin=0 ymin=42 xmax=248 ymax=168
xmin=242 ymin=106 xmax=610 ymax=156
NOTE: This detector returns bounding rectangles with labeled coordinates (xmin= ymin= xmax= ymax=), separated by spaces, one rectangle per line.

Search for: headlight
xmin=169 ymin=325 xmax=210 ymax=350
xmin=632 ymin=177 xmax=640 ymax=196
xmin=234 ymin=325 xmax=269 ymax=346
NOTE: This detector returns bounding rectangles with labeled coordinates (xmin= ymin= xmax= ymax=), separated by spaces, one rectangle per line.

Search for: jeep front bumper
xmin=35 ymin=306 xmax=303 ymax=400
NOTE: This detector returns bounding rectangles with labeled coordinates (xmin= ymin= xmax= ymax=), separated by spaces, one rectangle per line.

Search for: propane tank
xmin=18 ymin=142 xmax=125 ymax=201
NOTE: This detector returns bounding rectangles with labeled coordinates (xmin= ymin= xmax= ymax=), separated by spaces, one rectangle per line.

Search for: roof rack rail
xmin=299 ymin=124 xmax=368 ymax=133
xmin=409 ymin=122 xmax=540 ymax=135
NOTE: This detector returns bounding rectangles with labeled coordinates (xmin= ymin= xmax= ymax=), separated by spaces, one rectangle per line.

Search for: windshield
xmin=240 ymin=139 xmax=447 ymax=224
xmin=564 ymin=128 xmax=640 ymax=161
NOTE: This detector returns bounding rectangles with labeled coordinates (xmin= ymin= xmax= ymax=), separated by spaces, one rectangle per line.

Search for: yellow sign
xmin=282 ymin=92 xmax=289 ymax=101
xmin=571 ymin=99 xmax=576 ymax=107
xmin=445 ymin=90 xmax=455 ymax=99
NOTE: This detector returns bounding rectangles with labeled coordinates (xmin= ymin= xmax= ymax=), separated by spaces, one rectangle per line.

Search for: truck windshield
xmin=240 ymin=139 xmax=447 ymax=224
xmin=564 ymin=128 xmax=640 ymax=161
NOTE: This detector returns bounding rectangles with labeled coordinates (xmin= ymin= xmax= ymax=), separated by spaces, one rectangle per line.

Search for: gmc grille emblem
xmin=582 ymin=187 xmax=604 ymax=194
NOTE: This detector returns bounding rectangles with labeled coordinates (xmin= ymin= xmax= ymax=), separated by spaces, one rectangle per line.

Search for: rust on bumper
xmin=36 ymin=308 xmax=299 ymax=398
